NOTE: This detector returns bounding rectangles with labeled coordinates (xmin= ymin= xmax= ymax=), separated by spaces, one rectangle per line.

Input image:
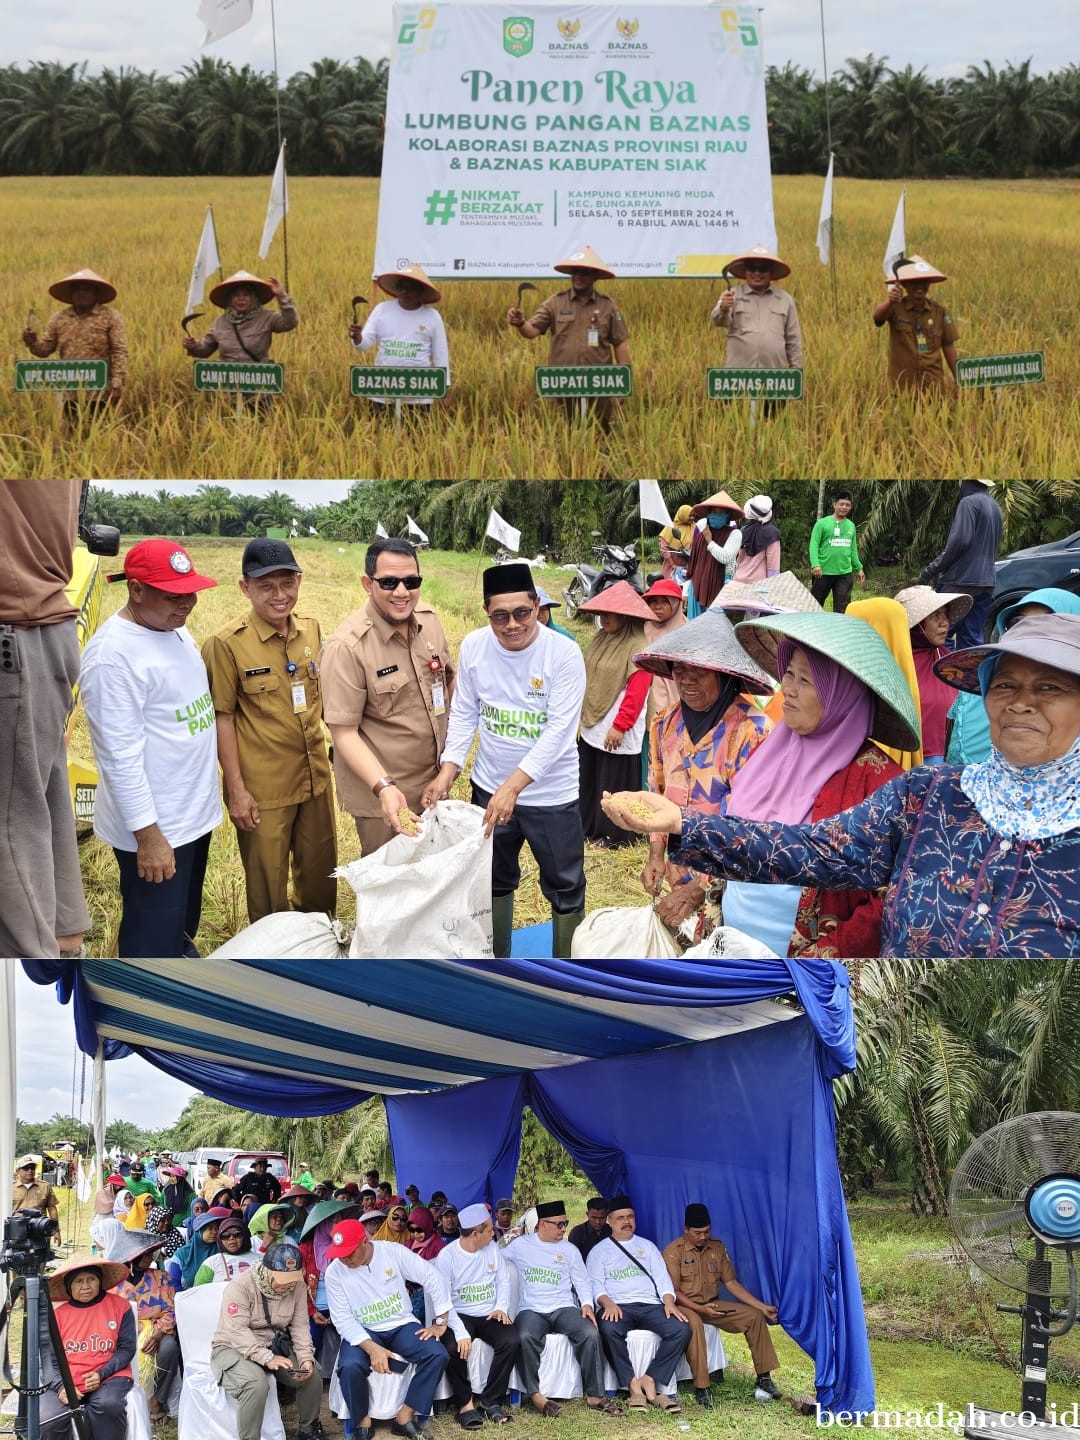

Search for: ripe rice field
xmin=2 ymin=174 xmax=1078 ymax=481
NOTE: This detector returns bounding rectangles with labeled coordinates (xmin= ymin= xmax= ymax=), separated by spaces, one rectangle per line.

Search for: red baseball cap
xmin=324 ymin=1218 xmax=367 ymax=1261
xmin=643 ymin=579 xmax=683 ymax=600
xmin=108 ymin=539 xmax=217 ymax=594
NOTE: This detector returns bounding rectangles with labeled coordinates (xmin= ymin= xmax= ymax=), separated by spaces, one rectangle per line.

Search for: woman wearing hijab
xmin=846 ymin=596 xmax=924 ymax=770
xmin=946 ymin=588 xmax=1080 ymax=764
xmin=161 ymin=1165 xmax=196 ymax=1225
xmin=372 ymin=1198 xmax=410 ymax=1244
xmin=894 ymin=585 xmax=973 ymax=764
xmin=194 ymin=1215 xmax=257 ymax=1284
xmin=147 ymin=1204 xmax=186 ymax=1260
xmin=169 ymin=1207 xmax=229 ymax=1290
xmin=116 ymin=1234 xmax=181 ymax=1424
xmin=685 ymin=491 xmax=743 ymax=617
xmin=298 ymin=1200 xmax=362 ymax=1362
xmin=635 ymin=609 xmax=773 ymax=937
xmin=577 ymin=582 xmax=654 ymax=847
xmin=640 ymin=579 xmax=687 ymax=720
xmin=407 ymin=1207 xmax=445 ymax=1261
xmin=183 ymin=1196 xmax=209 ymax=1237
xmin=604 ymin=611 xmax=1080 ymax=959
xmin=39 ymin=1253 xmax=136 ymax=1440
xmin=733 ymin=495 xmax=781 ymax=583
xmin=250 ymin=1203 xmax=293 ymax=1256
xmin=658 ymin=504 xmax=694 ymax=582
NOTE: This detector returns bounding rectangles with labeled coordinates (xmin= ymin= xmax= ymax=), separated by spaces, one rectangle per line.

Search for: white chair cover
xmin=328 ymin=1345 xmax=414 ymax=1421
xmin=175 ymin=1283 xmax=286 ymax=1440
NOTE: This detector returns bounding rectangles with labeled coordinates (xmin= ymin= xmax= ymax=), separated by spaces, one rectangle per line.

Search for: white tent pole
xmin=1 ymin=962 xmax=17 ymax=1294
xmin=92 ymin=1041 xmax=107 ymax=1191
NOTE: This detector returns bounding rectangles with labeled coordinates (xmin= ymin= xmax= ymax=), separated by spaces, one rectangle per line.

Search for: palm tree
xmin=73 ymin=68 xmax=177 ymax=174
xmin=189 ymin=484 xmax=240 ymax=537
xmin=0 ymin=61 xmax=86 ymax=173
xmin=958 ymin=59 xmax=1063 ymax=176
xmin=186 ymin=62 xmax=277 ymax=174
xmin=868 ymin=65 xmax=947 ymax=174
xmin=833 ymin=54 xmax=890 ymax=176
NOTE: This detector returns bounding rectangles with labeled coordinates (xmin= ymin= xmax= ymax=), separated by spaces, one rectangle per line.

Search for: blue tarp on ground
xmin=22 ymin=958 xmax=873 ymax=1413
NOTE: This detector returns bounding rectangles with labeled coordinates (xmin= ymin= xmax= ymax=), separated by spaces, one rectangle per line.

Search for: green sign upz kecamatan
xmin=956 ymin=353 xmax=1044 ymax=389
xmin=193 ymin=361 xmax=284 ymax=393
xmin=706 ymin=367 xmax=803 ymax=399
xmin=535 ymin=365 xmax=632 ymax=397
xmin=15 ymin=360 xmax=108 ymax=391
xmin=351 ymin=366 xmax=448 ymax=399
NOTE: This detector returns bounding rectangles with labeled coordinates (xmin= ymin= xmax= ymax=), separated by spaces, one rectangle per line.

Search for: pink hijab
xmin=725 ymin=640 xmax=874 ymax=823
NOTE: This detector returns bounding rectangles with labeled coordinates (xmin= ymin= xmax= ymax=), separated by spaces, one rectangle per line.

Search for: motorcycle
xmin=561 ymin=532 xmax=644 ymax=618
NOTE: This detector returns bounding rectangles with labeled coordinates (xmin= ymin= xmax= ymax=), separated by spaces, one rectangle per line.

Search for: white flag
xmin=883 ymin=190 xmax=906 ymax=279
xmin=198 ymin=0 xmax=254 ymax=46
xmin=308 ymin=525 xmax=317 ymax=536
xmin=638 ymin=479 xmax=672 ymax=529
xmin=405 ymin=515 xmax=429 ymax=544
xmin=185 ymin=206 xmax=221 ymax=313
xmin=258 ymin=142 xmax=288 ymax=260
xmin=816 ymin=154 xmax=834 ymax=266
xmin=375 ymin=522 xmax=389 ymax=538
xmin=485 ymin=508 xmax=521 ymax=552
xmin=76 ymin=1159 xmax=92 ymax=1204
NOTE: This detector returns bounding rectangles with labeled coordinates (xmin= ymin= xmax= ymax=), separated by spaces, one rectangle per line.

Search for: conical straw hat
xmin=711 ymin=570 xmax=822 ymax=617
xmin=634 ymin=607 xmax=775 ymax=694
xmin=726 ymin=245 xmax=790 ymax=280
xmin=375 ymin=262 xmax=441 ymax=305
xmin=49 ymin=268 xmax=117 ymax=304
xmin=893 ymin=254 xmax=947 ymax=284
xmin=893 ymin=584 xmax=972 ymax=631
xmin=690 ymin=489 xmax=743 ymax=521
xmin=578 ymin=579 xmax=654 ymax=622
xmin=553 ymin=244 xmax=614 ymax=279
xmin=209 ymin=270 xmax=275 ymax=307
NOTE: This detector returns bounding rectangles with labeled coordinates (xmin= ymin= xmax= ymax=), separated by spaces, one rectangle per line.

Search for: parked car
xmin=989 ymin=530 xmax=1080 ymax=634
xmin=226 ymin=1152 xmax=290 ymax=1191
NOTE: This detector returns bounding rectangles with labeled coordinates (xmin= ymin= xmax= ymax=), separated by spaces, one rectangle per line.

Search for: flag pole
xmin=269 ymin=0 xmax=289 ymax=292
xmin=819 ymin=0 xmax=837 ymax=318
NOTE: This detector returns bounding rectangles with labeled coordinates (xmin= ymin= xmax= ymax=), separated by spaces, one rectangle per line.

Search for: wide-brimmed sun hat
xmin=553 ymin=244 xmax=614 ymax=280
xmin=49 ymin=268 xmax=117 ymax=305
xmin=209 ymin=270 xmax=275 ymax=308
xmin=893 ymin=585 xmax=972 ymax=631
xmin=711 ymin=570 xmax=822 ymax=617
xmin=893 ymin=254 xmax=947 ymax=285
xmin=734 ymin=611 xmax=922 ymax=750
xmin=111 ymin=1229 xmax=165 ymax=1267
xmin=634 ymin=608 xmax=774 ymax=694
xmin=933 ymin=613 xmax=1080 ymax=694
xmin=690 ymin=489 xmax=743 ymax=521
xmin=48 ymin=1252 xmax=128 ymax=1301
xmin=535 ymin=587 xmax=561 ymax=609
xmin=726 ymin=245 xmax=790 ymax=281
xmin=298 ymin=1198 xmax=362 ymax=1242
xmin=578 ymin=580 xmax=654 ymax=622
xmin=375 ymin=262 xmax=442 ymax=305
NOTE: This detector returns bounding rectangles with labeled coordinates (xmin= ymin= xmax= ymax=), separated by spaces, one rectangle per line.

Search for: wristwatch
xmin=434 ymin=1314 xmax=448 ymax=1325
xmin=372 ymin=776 xmax=395 ymax=798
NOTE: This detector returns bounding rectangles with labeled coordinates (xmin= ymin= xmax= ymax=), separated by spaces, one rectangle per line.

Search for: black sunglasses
xmin=373 ymin=575 xmax=423 ymax=591
xmin=488 ymin=606 xmax=535 ymax=626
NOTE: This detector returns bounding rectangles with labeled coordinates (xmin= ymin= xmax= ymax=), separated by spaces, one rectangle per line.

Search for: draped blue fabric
xmin=138 ymin=1047 xmax=371 ymax=1116
xmin=386 ymin=1074 xmax=527 ymax=1208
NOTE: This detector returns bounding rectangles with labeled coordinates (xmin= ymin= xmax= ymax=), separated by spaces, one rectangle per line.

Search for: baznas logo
xmin=616 ymin=17 xmax=639 ymax=37
xmin=557 ymin=17 xmax=581 ymax=37
xmin=503 ymin=16 xmax=534 ymax=55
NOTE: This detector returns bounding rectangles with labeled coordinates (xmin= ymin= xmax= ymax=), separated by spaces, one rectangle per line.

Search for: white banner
xmin=376 ymin=3 xmax=775 ymax=278
xmin=186 ymin=205 xmax=222 ymax=313
xmin=638 ymin=479 xmax=671 ymax=528
xmin=816 ymin=153 xmax=833 ymax=266
xmin=485 ymin=508 xmax=522 ymax=551
xmin=883 ymin=189 xmax=906 ymax=278
xmin=258 ymin=142 xmax=289 ymax=260
xmin=406 ymin=514 xmax=429 ymax=543
xmin=199 ymin=0 xmax=254 ymax=46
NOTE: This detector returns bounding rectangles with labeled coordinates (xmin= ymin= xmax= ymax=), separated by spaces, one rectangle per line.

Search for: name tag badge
xmin=291 ymin=682 xmax=307 ymax=712
xmin=431 ymin=682 xmax=446 ymax=716
xmin=917 ymin=337 xmax=928 ymax=353
xmin=244 ymin=666 xmax=272 ymax=677
xmin=376 ymin=664 xmax=399 ymax=678
xmin=587 ymin=327 xmax=600 ymax=347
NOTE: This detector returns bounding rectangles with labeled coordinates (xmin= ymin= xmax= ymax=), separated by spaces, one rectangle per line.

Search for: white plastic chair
xmin=174 ymin=1283 xmax=286 ymax=1440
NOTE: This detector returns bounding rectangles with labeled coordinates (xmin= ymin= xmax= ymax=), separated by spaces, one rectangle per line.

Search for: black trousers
xmin=471 ymin=785 xmax=586 ymax=911
xmin=810 ymin=571 xmax=854 ymax=614
xmin=440 ymin=1312 xmax=521 ymax=1409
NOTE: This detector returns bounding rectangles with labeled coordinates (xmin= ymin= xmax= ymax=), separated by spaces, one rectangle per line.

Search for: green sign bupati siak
xmin=15 ymin=360 xmax=108 ymax=391
xmin=706 ymin=367 xmax=803 ymax=399
xmin=535 ymin=364 xmax=632 ymax=397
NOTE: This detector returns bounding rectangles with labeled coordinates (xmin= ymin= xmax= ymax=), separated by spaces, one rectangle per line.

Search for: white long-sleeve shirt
xmin=353 ymin=299 xmax=450 ymax=404
xmin=80 ymin=612 xmax=222 ymax=850
xmin=325 ymin=1241 xmax=451 ymax=1345
xmin=433 ymin=1239 xmax=512 ymax=1339
xmin=503 ymin=1231 xmax=594 ymax=1314
xmin=586 ymin=1234 xmax=674 ymax=1306
xmin=441 ymin=623 xmax=586 ymax=806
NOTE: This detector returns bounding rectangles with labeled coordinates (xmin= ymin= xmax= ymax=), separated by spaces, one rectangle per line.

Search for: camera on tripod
xmin=1 ymin=1208 xmax=60 ymax=1274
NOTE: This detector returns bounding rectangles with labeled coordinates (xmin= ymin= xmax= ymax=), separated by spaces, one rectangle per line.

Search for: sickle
xmin=516 ymin=282 xmax=538 ymax=306
xmin=721 ymin=266 xmax=734 ymax=291
xmin=181 ymin=312 xmax=203 ymax=334
xmin=352 ymin=295 xmax=368 ymax=323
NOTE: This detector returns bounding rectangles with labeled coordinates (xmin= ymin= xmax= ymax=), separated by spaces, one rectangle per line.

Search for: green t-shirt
xmin=809 ymin=516 xmax=861 ymax=575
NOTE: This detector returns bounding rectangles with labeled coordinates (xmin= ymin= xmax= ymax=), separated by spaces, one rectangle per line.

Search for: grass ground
xmin=68 ymin=532 xmax=916 ymax=956
xmin=3 ymin=176 xmax=1078 ymax=479
xmin=12 ymin=1185 xmax=1078 ymax=1440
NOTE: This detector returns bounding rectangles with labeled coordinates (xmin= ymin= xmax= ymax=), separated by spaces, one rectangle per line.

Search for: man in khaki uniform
xmin=12 ymin=1156 xmax=60 ymax=1232
xmin=507 ymin=244 xmax=630 ymax=428
xmin=711 ymin=244 xmax=802 ymax=372
xmin=319 ymin=537 xmax=454 ymax=855
xmin=663 ymin=1202 xmax=781 ymax=1406
xmin=202 ymin=538 xmax=336 ymax=925
xmin=872 ymin=253 xmax=958 ymax=393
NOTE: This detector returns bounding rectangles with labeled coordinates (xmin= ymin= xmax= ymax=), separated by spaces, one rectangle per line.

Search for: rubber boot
xmin=491 ymin=892 xmax=515 ymax=958
xmin=551 ymin=907 xmax=584 ymax=958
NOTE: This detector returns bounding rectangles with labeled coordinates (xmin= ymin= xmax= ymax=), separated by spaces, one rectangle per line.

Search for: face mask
xmin=707 ymin=515 xmax=728 ymax=531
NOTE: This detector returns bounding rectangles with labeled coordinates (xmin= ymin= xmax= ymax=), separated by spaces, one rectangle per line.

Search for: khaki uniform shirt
xmin=201 ymin=1174 xmax=228 ymax=1203
xmin=27 ymin=306 xmax=128 ymax=389
xmin=186 ymin=297 xmax=299 ymax=362
xmin=884 ymin=295 xmax=957 ymax=390
xmin=211 ymin=1266 xmax=315 ymax=1367
xmin=319 ymin=600 xmax=455 ymax=819
xmin=662 ymin=1235 xmax=737 ymax=1304
xmin=711 ymin=283 xmax=803 ymax=369
xmin=202 ymin=610 xmax=331 ymax=809
xmin=12 ymin=1178 xmax=59 ymax=1218
xmin=528 ymin=288 xmax=629 ymax=365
